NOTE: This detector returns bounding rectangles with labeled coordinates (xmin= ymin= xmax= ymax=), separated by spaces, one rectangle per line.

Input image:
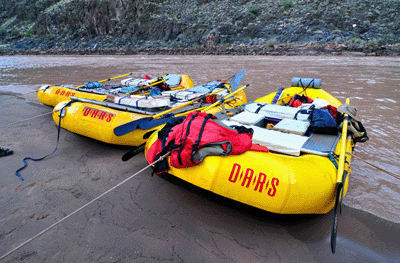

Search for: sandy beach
xmin=0 ymin=88 xmax=399 ymax=262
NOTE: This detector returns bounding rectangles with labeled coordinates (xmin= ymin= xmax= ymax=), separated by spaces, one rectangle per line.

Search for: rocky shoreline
xmin=2 ymin=42 xmax=399 ymax=56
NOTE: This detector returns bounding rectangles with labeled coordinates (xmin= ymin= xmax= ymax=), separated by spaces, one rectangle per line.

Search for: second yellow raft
xmin=38 ymin=74 xmax=194 ymax=107
xmin=53 ymin=83 xmax=248 ymax=146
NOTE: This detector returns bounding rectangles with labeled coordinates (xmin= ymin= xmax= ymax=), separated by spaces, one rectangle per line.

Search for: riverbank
xmin=1 ymin=42 xmax=399 ymax=56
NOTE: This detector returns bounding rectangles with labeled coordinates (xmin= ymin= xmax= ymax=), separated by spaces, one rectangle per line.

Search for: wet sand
xmin=0 ymin=91 xmax=399 ymax=262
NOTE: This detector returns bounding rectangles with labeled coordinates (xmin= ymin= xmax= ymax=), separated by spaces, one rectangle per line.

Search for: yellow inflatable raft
xmin=38 ymin=74 xmax=194 ymax=107
xmin=53 ymin=78 xmax=248 ymax=146
xmin=144 ymin=78 xmax=367 ymax=215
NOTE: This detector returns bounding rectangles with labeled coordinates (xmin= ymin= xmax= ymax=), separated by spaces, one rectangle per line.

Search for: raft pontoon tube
xmin=38 ymin=74 xmax=194 ymax=107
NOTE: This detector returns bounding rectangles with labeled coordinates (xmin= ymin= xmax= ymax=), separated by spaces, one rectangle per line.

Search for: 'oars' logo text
xmin=82 ymin=106 xmax=115 ymax=122
xmin=55 ymin=89 xmax=75 ymax=97
xmin=228 ymin=163 xmax=279 ymax=197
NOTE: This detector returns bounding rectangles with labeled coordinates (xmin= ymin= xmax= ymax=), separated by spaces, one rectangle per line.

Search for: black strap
xmin=177 ymin=113 xmax=198 ymax=166
xmin=157 ymin=116 xmax=184 ymax=148
xmin=294 ymin=108 xmax=308 ymax=120
xmin=300 ymin=78 xmax=315 ymax=90
xmin=15 ymin=100 xmax=76 ymax=181
xmin=255 ymin=103 xmax=266 ymax=114
xmin=190 ymin=114 xmax=213 ymax=163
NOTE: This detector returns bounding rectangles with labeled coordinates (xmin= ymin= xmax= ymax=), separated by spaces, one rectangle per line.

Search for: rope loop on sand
xmin=0 ymin=152 xmax=170 ymax=261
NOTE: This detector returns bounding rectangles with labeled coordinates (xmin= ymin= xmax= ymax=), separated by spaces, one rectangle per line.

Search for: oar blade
xmin=122 ymin=144 xmax=146 ymax=162
xmin=330 ymin=182 xmax=343 ymax=254
xmin=143 ymin=130 xmax=157 ymax=139
xmin=114 ymin=117 xmax=153 ymax=136
xmin=229 ymin=69 xmax=247 ymax=92
xmin=138 ymin=116 xmax=185 ymax=130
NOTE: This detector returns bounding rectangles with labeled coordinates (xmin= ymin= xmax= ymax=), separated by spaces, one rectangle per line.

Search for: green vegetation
xmin=248 ymin=5 xmax=261 ymax=16
xmin=282 ymin=0 xmax=293 ymax=9
xmin=10 ymin=29 xmax=21 ymax=36
xmin=24 ymin=29 xmax=34 ymax=37
xmin=266 ymin=38 xmax=277 ymax=47
xmin=368 ymin=39 xmax=376 ymax=47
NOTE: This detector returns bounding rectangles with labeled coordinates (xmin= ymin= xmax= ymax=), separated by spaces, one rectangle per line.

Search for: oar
xmin=137 ymin=104 xmax=216 ymax=130
xmin=75 ymin=72 xmax=135 ymax=89
xmin=121 ymin=128 xmax=162 ymax=162
xmin=138 ymin=116 xmax=185 ymax=130
xmin=132 ymin=88 xmax=243 ymax=130
xmin=113 ymin=88 xmax=226 ymax=136
xmin=200 ymin=85 xmax=248 ymax=113
xmin=122 ymin=143 xmax=146 ymax=162
xmin=228 ymin=69 xmax=247 ymax=92
xmin=127 ymin=80 xmax=162 ymax=94
xmin=330 ymin=98 xmax=351 ymax=254
xmin=127 ymin=75 xmax=169 ymax=94
xmin=138 ymin=99 xmax=240 ymax=130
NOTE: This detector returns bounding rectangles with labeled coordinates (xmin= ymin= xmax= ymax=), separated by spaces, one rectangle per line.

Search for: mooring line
xmin=0 ymin=152 xmax=170 ymax=261
xmin=350 ymin=152 xmax=400 ymax=180
xmin=0 ymin=112 xmax=53 ymax=129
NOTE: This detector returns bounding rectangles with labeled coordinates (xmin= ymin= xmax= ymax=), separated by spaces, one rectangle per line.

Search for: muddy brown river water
xmin=0 ymin=55 xmax=399 ymax=262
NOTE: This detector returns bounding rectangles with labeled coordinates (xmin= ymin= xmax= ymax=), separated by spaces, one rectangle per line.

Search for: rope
xmin=14 ymin=109 xmax=65 ymax=181
xmin=349 ymin=152 xmax=400 ymax=180
xmin=15 ymin=100 xmax=78 ymax=181
xmin=0 ymin=151 xmax=170 ymax=261
xmin=0 ymin=112 xmax=53 ymax=129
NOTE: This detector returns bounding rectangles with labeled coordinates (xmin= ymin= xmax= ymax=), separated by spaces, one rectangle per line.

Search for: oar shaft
xmin=98 ymin=73 xmax=134 ymax=83
xmin=336 ymin=98 xmax=350 ymax=183
xmin=201 ymin=85 xmax=248 ymax=113
xmin=127 ymin=78 xmax=167 ymax=95
xmin=76 ymin=72 xmax=134 ymax=89
xmin=330 ymin=98 xmax=352 ymax=254
xmin=152 ymin=88 xmax=226 ymax=119
xmin=173 ymin=97 xmax=237 ymax=118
